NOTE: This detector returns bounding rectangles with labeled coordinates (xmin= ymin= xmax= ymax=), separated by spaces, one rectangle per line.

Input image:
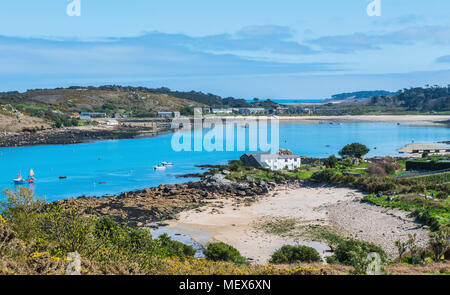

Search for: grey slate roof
xmin=243 ymin=152 xmax=300 ymax=167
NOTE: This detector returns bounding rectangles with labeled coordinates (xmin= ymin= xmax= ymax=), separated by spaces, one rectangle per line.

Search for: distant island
xmin=327 ymin=90 xmax=397 ymax=102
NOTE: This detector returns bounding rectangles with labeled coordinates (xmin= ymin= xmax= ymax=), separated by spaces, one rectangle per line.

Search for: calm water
xmin=0 ymin=122 xmax=448 ymax=201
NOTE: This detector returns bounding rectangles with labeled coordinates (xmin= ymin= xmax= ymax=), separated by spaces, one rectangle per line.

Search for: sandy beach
xmin=165 ymin=185 xmax=430 ymax=264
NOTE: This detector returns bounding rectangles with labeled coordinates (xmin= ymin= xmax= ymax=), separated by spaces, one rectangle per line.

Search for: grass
xmin=363 ymin=194 xmax=450 ymax=230
xmin=259 ymin=217 xmax=298 ymax=236
xmin=16 ymin=103 xmax=48 ymax=111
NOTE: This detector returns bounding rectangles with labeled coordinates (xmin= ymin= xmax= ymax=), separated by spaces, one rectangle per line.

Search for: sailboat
xmin=28 ymin=169 xmax=36 ymax=184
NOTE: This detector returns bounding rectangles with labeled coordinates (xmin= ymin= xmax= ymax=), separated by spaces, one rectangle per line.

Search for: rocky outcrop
xmin=0 ymin=127 xmax=158 ymax=147
xmin=57 ymin=174 xmax=287 ymax=227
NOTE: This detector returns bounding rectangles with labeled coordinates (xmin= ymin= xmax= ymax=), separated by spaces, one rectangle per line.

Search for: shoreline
xmin=0 ymin=125 xmax=172 ymax=148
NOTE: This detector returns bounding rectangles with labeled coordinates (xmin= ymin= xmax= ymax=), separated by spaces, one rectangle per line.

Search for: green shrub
xmin=311 ymin=169 xmax=336 ymax=183
xmin=203 ymin=242 xmax=247 ymax=265
xmin=326 ymin=255 xmax=339 ymax=265
xmin=323 ymin=155 xmax=338 ymax=168
xmin=330 ymin=239 xmax=387 ymax=273
xmin=270 ymin=245 xmax=321 ymax=264
xmin=158 ymin=233 xmax=196 ymax=258
xmin=228 ymin=160 xmax=243 ymax=171
xmin=436 ymin=191 xmax=448 ymax=200
xmin=0 ymin=187 xmax=45 ymax=242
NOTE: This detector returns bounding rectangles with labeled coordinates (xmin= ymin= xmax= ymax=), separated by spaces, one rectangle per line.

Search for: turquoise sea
xmin=0 ymin=122 xmax=449 ymax=201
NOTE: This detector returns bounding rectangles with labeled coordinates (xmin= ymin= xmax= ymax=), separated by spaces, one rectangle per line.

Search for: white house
xmin=238 ymin=108 xmax=266 ymax=115
xmin=211 ymin=108 xmax=233 ymax=114
xmin=79 ymin=115 xmax=91 ymax=121
xmin=104 ymin=119 xmax=119 ymax=126
xmin=157 ymin=112 xmax=174 ymax=118
xmin=240 ymin=152 xmax=301 ymax=171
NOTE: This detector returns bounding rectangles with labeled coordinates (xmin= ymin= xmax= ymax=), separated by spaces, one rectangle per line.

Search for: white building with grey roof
xmin=240 ymin=152 xmax=301 ymax=171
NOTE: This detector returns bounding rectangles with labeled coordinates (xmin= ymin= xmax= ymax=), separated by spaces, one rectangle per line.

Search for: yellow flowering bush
xmin=0 ymin=214 xmax=6 ymax=224
xmin=149 ymin=257 xmax=337 ymax=275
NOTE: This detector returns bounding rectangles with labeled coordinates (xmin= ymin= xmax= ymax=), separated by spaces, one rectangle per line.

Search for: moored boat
xmin=13 ymin=176 xmax=27 ymax=185
xmin=13 ymin=169 xmax=36 ymax=185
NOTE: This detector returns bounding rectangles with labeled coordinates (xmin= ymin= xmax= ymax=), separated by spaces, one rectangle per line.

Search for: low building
xmin=157 ymin=112 xmax=174 ymax=118
xmin=80 ymin=112 xmax=106 ymax=118
xmin=113 ymin=112 xmax=128 ymax=119
xmin=398 ymin=143 xmax=450 ymax=155
xmin=70 ymin=112 xmax=80 ymax=119
xmin=104 ymin=119 xmax=119 ymax=126
xmin=240 ymin=152 xmax=301 ymax=171
xmin=238 ymin=108 xmax=266 ymax=115
xmin=211 ymin=108 xmax=233 ymax=114
xmin=79 ymin=115 xmax=91 ymax=121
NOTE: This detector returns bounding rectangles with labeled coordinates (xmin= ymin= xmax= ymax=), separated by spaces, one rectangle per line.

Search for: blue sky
xmin=0 ymin=0 xmax=449 ymax=99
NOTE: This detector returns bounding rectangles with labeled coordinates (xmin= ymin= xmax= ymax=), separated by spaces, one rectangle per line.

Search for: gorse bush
xmin=270 ymin=245 xmax=321 ymax=264
xmin=0 ymin=188 xmax=198 ymax=274
xmin=0 ymin=187 xmax=46 ymax=242
xmin=203 ymin=242 xmax=248 ymax=265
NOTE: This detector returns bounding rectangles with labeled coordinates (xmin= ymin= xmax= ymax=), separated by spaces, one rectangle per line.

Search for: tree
xmin=323 ymin=155 xmax=338 ymax=168
xmin=339 ymin=143 xmax=369 ymax=159
xmin=179 ymin=106 xmax=194 ymax=116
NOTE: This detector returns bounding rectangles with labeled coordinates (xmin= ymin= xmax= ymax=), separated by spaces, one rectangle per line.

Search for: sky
xmin=0 ymin=0 xmax=449 ymax=99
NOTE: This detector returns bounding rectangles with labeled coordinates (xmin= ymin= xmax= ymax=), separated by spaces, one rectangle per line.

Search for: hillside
xmin=368 ymin=86 xmax=450 ymax=112
xmin=0 ymin=87 xmax=208 ymax=130
xmin=313 ymin=86 xmax=449 ymax=115
xmin=72 ymin=85 xmax=251 ymax=108
xmin=0 ymin=105 xmax=50 ymax=133
xmin=0 ymin=88 xmax=202 ymax=115
xmin=329 ymin=90 xmax=396 ymax=101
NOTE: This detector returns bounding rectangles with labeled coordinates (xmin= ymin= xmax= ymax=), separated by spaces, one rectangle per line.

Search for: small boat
xmin=161 ymin=162 xmax=173 ymax=166
xmin=13 ymin=176 xmax=27 ymax=185
xmin=154 ymin=165 xmax=166 ymax=170
xmin=59 ymin=176 xmax=67 ymax=179
xmin=13 ymin=169 xmax=35 ymax=185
